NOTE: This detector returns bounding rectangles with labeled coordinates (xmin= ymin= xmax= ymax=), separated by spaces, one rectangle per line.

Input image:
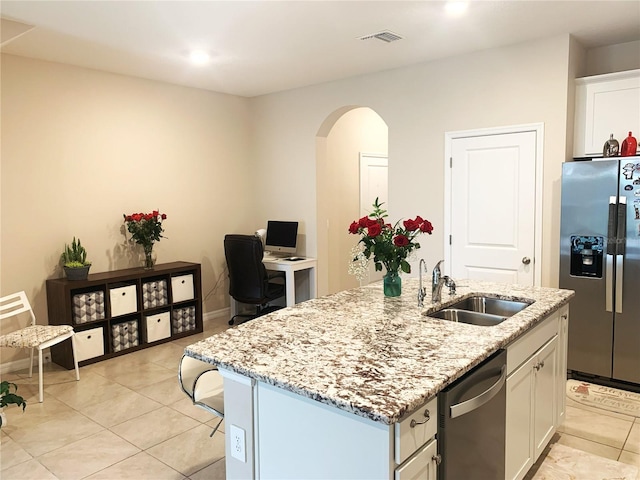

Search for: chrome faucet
xmin=431 ymin=260 xmax=456 ymax=303
xmin=418 ymin=259 xmax=428 ymax=307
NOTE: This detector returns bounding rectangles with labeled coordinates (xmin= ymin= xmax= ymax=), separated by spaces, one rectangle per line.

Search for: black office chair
xmin=224 ymin=234 xmax=286 ymax=325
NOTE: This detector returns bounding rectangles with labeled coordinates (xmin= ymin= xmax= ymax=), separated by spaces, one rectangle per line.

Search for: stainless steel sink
xmin=447 ymin=296 xmax=533 ymax=317
xmin=429 ymin=308 xmax=508 ymax=326
xmin=426 ymin=296 xmax=533 ymax=326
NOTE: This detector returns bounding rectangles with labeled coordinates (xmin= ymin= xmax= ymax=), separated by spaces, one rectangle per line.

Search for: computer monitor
xmin=265 ymin=221 xmax=298 ymax=255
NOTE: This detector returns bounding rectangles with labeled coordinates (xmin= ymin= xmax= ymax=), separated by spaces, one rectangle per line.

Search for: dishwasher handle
xmin=450 ymin=366 xmax=506 ymax=419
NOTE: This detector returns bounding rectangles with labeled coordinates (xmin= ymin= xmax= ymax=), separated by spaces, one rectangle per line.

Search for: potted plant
xmin=61 ymin=237 xmax=92 ymax=280
xmin=0 ymin=381 xmax=26 ymax=427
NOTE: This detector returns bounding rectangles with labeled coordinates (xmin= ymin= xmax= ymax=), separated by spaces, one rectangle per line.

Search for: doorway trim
xmin=443 ymin=123 xmax=544 ymax=286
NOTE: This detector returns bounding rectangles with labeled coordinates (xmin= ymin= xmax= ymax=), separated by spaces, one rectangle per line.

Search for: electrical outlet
xmin=230 ymin=424 xmax=246 ymax=463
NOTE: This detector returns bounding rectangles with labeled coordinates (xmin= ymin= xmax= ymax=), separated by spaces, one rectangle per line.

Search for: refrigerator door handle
xmin=616 ymin=255 xmax=623 ymax=313
xmin=615 ymin=197 xmax=626 ymax=314
xmin=606 ymin=254 xmax=614 ymax=313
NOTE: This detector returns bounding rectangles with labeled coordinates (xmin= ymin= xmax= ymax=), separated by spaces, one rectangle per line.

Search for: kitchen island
xmin=186 ymin=279 xmax=573 ymax=479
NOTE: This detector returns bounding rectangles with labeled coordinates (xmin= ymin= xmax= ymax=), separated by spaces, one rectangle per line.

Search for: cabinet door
xmin=395 ymin=439 xmax=438 ymax=480
xmin=556 ymin=307 xmax=569 ymax=426
xmin=533 ymin=336 xmax=558 ymax=459
xmin=574 ymin=71 xmax=640 ymax=156
xmin=506 ymin=356 xmax=535 ymax=480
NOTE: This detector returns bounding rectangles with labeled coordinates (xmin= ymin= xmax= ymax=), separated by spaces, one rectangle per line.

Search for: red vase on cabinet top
xmin=620 ymin=132 xmax=637 ymax=156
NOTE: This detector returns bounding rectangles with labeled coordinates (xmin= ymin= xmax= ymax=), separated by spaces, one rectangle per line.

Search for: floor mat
xmin=567 ymin=379 xmax=640 ymax=418
xmin=531 ymin=443 xmax=638 ymax=480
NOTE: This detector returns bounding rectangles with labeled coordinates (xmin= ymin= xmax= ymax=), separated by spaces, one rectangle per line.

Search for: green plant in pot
xmin=0 ymin=381 xmax=27 ymax=427
xmin=61 ymin=237 xmax=92 ymax=281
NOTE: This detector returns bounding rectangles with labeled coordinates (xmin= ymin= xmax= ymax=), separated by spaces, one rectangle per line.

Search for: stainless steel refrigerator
xmin=560 ymin=157 xmax=640 ymax=387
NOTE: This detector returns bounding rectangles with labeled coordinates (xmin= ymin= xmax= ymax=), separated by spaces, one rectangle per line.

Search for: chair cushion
xmin=0 ymin=325 xmax=74 ymax=348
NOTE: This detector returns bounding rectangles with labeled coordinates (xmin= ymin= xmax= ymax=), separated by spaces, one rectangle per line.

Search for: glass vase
xmin=383 ymin=271 xmax=402 ymax=297
xmin=143 ymin=245 xmax=155 ymax=269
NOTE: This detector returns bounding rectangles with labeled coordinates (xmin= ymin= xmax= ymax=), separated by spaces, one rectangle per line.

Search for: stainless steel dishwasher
xmin=437 ymin=349 xmax=506 ymax=480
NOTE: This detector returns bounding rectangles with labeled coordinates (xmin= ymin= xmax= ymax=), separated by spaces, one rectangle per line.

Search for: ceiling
xmin=1 ymin=1 xmax=639 ymax=98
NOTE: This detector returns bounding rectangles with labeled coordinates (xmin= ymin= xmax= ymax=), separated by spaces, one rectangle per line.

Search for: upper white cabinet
xmin=573 ymin=69 xmax=640 ymax=157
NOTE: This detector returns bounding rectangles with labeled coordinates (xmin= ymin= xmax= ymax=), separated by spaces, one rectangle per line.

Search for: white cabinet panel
xmin=394 ymin=439 xmax=438 ymax=480
xmin=394 ymin=396 xmax=437 ymax=465
xmin=534 ymin=337 xmax=558 ymax=459
xmin=574 ymin=69 xmax=640 ymax=157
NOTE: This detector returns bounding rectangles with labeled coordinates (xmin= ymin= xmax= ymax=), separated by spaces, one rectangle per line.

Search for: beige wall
xmin=585 ymin=40 xmax=640 ymax=76
xmin=250 ymin=35 xmax=574 ymax=288
xmin=1 ymin=35 xmax=634 ymax=366
xmin=1 ymin=55 xmax=254 ymax=362
xmin=321 ymin=107 xmax=388 ymax=295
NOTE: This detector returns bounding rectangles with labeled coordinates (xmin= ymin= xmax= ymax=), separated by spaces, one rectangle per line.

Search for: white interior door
xmin=445 ymin=126 xmax=543 ymax=286
xmin=360 ymin=153 xmax=388 ymax=285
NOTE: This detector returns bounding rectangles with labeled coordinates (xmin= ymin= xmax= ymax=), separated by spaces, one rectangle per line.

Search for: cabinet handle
xmin=409 ymin=409 xmax=430 ymax=427
xmin=432 ymin=454 xmax=442 ymax=466
xmin=534 ymin=360 xmax=545 ymax=371
xmin=122 ymin=292 xmax=126 ymax=296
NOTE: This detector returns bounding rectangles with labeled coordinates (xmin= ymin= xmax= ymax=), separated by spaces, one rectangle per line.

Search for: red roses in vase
xmin=348 ymin=198 xmax=433 ymax=276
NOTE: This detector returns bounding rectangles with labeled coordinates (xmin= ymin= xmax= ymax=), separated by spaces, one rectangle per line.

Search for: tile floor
xmin=0 ymin=316 xmax=639 ymax=479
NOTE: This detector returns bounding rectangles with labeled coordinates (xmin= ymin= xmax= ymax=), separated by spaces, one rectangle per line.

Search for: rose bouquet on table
xmin=123 ymin=210 xmax=167 ymax=268
xmin=348 ymin=198 xmax=433 ymax=295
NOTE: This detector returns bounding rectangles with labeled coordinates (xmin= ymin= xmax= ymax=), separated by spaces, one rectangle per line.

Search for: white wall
xmin=1 ymin=54 xmax=254 ymax=365
xmin=250 ymin=35 xmax=574 ymax=288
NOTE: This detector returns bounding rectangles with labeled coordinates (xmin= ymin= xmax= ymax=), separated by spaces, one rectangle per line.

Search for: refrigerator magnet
xmin=622 ymin=163 xmax=635 ymax=179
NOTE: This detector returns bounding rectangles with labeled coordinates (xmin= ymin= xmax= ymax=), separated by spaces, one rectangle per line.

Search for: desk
xmin=229 ymin=257 xmax=317 ymax=318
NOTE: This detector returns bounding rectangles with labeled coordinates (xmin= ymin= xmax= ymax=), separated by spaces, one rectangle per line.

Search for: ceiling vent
xmin=359 ymin=30 xmax=403 ymax=43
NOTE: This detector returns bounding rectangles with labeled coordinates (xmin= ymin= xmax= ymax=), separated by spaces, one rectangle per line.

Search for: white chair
xmin=0 ymin=291 xmax=80 ymax=402
xmin=178 ymin=354 xmax=224 ymax=436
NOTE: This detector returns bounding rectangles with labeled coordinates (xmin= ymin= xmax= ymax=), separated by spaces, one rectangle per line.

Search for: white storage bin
xmin=72 ymin=290 xmax=105 ymax=324
xmin=75 ymin=327 xmax=105 ymax=362
xmin=109 ymin=284 xmax=138 ymax=317
xmin=111 ymin=319 xmax=139 ymax=352
xmin=171 ymin=274 xmax=194 ymax=303
xmin=144 ymin=311 xmax=171 ymax=343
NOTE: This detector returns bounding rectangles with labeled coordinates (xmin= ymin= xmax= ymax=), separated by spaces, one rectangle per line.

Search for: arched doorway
xmin=316 ymin=107 xmax=388 ymax=296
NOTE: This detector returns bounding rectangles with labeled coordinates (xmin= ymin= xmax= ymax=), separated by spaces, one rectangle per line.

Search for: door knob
xmin=522 ymin=257 xmax=531 ymax=265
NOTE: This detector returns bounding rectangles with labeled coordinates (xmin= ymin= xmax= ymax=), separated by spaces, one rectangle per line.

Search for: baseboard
xmin=1 ymin=308 xmax=230 ymax=375
xmin=1 ymin=352 xmax=50 ymax=376
xmin=203 ymin=307 xmax=230 ymax=329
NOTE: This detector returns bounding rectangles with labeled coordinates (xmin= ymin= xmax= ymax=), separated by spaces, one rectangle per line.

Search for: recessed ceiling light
xmin=189 ymin=50 xmax=210 ymax=65
xmin=445 ymin=1 xmax=468 ymax=16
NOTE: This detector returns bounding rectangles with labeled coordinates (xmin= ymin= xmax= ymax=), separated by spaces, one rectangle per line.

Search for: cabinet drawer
xmin=111 ymin=319 xmax=139 ymax=352
xmin=395 ymin=396 xmax=437 ymax=465
xmin=144 ymin=311 xmax=171 ymax=343
xmin=75 ymin=327 xmax=104 ymax=362
xmin=72 ymin=291 xmax=105 ymax=324
xmin=142 ymin=279 xmax=168 ymax=309
xmin=507 ymin=312 xmax=558 ymax=375
xmin=395 ymin=438 xmax=438 ymax=480
xmin=172 ymin=306 xmax=196 ymax=334
xmin=109 ymin=284 xmax=138 ymax=317
xmin=171 ymin=274 xmax=194 ymax=303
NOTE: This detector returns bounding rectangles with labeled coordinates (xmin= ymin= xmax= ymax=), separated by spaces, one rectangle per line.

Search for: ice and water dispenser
xmin=570 ymin=235 xmax=604 ymax=277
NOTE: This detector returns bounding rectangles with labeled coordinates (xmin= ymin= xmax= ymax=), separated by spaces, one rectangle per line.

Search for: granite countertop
xmin=185 ymin=279 xmax=574 ymax=425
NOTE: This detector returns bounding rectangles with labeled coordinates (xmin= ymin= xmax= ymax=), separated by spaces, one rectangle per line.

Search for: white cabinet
xmin=506 ymin=311 xmax=562 ymax=480
xmin=223 ymin=369 xmax=438 ymax=480
xmin=573 ymin=69 xmax=640 ymax=157
xmin=394 ymin=439 xmax=438 ymax=480
xmin=556 ymin=306 xmax=569 ymax=427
